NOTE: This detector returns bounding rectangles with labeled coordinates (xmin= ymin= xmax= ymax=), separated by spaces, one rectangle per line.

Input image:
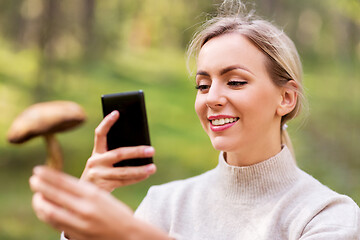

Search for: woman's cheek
xmin=194 ymin=96 xmax=204 ymax=118
xmin=194 ymin=97 xmax=208 ymax=130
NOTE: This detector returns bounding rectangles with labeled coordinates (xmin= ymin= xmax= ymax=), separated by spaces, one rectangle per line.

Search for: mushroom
xmin=7 ymin=101 xmax=86 ymax=170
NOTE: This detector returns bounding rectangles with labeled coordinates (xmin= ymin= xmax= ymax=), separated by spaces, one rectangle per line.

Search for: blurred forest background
xmin=0 ymin=0 xmax=359 ymax=238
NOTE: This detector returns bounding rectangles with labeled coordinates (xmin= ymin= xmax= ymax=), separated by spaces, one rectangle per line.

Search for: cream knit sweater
xmin=134 ymin=146 xmax=360 ymax=239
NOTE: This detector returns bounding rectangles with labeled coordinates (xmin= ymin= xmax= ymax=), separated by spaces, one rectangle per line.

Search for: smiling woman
xmin=29 ymin=1 xmax=360 ymax=240
xmin=194 ymin=33 xmax=291 ymax=165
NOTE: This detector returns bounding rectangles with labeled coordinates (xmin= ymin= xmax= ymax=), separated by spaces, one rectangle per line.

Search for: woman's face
xmin=195 ymin=33 xmax=283 ymax=163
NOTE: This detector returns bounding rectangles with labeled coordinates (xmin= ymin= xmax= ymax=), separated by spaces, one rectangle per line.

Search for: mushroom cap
xmin=7 ymin=101 xmax=87 ymax=144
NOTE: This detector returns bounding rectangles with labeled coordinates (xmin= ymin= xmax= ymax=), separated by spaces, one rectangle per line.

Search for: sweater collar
xmin=215 ymin=145 xmax=300 ymax=203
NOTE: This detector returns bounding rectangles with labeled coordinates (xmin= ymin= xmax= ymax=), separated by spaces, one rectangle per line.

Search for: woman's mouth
xmin=208 ymin=116 xmax=239 ymax=132
xmin=211 ymin=117 xmax=238 ymax=126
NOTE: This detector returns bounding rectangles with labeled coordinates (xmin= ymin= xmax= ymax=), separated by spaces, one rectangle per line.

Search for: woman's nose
xmin=206 ymin=83 xmax=227 ymax=108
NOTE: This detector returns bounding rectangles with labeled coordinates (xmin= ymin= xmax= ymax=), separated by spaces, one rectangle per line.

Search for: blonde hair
xmin=187 ymin=0 xmax=305 ymax=157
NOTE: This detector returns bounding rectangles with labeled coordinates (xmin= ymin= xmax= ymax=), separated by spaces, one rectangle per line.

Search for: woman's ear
xmin=277 ymin=80 xmax=298 ymax=117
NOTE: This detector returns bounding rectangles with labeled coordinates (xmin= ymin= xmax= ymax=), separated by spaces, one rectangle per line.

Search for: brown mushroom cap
xmin=7 ymin=101 xmax=86 ymax=144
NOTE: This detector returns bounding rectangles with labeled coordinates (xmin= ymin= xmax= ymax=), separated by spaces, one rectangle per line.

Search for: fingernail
xmin=29 ymin=176 xmax=39 ymax=187
xmin=33 ymin=166 xmax=42 ymax=175
xmin=110 ymin=111 xmax=118 ymax=118
xmin=144 ymin=146 xmax=154 ymax=156
xmin=145 ymin=164 xmax=156 ymax=174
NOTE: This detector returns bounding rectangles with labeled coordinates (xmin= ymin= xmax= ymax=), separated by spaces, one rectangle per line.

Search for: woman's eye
xmin=195 ymin=84 xmax=210 ymax=91
xmin=227 ymin=81 xmax=248 ymax=87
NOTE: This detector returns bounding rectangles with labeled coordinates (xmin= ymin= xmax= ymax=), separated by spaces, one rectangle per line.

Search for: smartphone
xmin=101 ymin=90 xmax=153 ymax=167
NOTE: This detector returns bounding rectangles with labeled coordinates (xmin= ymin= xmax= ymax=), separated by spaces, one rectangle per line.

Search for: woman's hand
xmin=29 ymin=166 xmax=170 ymax=240
xmin=81 ymin=110 xmax=156 ymax=192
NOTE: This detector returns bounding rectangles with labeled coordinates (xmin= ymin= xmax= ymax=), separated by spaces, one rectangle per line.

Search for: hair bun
xmin=218 ymin=0 xmax=253 ymax=19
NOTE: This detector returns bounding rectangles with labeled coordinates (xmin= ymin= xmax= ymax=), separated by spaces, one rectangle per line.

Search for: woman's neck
xmin=225 ymin=141 xmax=282 ymax=167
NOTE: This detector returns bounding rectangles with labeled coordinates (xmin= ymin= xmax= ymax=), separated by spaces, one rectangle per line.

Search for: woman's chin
xmin=210 ymin=140 xmax=236 ymax=153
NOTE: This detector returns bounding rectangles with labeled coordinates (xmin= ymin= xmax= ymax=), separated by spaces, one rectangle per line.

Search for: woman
xmin=30 ymin=1 xmax=360 ymax=239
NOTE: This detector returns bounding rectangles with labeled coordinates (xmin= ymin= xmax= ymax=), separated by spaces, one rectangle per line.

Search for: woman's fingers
xmin=30 ymin=167 xmax=110 ymax=225
xmin=30 ymin=166 xmax=95 ymax=202
xmin=93 ymin=110 xmax=119 ymax=154
xmin=81 ymin=146 xmax=156 ymax=191
xmin=32 ymin=192 xmax=87 ymax=235
xmin=88 ymin=145 xmax=155 ymax=167
xmin=83 ymin=163 xmax=156 ymax=191
xmin=30 ymin=167 xmax=168 ymax=240
xmin=86 ymin=164 xmax=156 ymax=181
xmin=86 ymin=111 xmax=157 ymax=191
xmin=30 ymin=167 xmax=161 ymax=240
xmin=86 ymin=170 xmax=154 ymax=191
xmin=31 ymin=183 xmax=109 ymax=240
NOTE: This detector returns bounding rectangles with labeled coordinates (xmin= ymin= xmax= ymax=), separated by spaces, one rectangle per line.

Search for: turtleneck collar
xmin=214 ymin=145 xmax=300 ymax=204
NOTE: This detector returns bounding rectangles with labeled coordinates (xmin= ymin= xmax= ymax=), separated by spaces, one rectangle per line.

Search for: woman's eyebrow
xmin=220 ymin=65 xmax=254 ymax=76
xmin=196 ymin=65 xmax=254 ymax=77
xmin=196 ymin=70 xmax=210 ymax=77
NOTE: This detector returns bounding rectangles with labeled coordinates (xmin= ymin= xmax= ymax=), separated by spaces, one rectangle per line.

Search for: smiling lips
xmin=208 ymin=115 xmax=239 ymax=132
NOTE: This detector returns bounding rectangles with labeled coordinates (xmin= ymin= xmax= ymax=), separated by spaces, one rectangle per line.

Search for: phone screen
xmin=101 ymin=90 xmax=153 ymax=167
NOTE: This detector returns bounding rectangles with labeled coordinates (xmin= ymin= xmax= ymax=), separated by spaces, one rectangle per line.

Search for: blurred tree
xmin=34 ymin=0 xmax=60 ymax=101
xmin=82 ymin=0 xmax=95 ymax=57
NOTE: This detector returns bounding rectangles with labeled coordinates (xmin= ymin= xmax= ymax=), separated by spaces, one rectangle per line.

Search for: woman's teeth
xmin=211 ymin=118 xmax=238 ymax=126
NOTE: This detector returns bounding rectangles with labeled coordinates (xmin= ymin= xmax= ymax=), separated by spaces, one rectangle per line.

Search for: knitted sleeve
xmin=299 ymin=195 xmax=360 ymax=240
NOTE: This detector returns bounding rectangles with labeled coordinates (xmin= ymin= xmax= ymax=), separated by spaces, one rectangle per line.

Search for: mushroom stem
xmin=44 ymin=134 xmax=63 ymax=170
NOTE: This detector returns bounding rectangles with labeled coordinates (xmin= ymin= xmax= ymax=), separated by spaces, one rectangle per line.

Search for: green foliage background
xmin=0 ymin=0 xmax=359 ymax=239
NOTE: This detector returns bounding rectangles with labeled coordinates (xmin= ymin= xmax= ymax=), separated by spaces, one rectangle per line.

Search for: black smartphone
xmin=101 ymin=90 xmax=153 ymax=167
